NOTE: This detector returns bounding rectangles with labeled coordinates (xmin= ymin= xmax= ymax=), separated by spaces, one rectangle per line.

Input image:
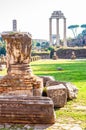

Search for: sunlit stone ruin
xmin=0 ymin=31 xmax=78 ymax=126
xmin=0 ymin=32 xmax=55 ymax=124
xmin=49 ymin=10 xmax=67 ymax=46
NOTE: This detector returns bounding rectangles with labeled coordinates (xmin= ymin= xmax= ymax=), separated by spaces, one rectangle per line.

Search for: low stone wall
xmin=31 ymin=56 xmax=41 ymax=62
xmin=56 ymin=48 xmax=86 ymax=59
xmin=31 ymin=52 xmax=50 ymax=59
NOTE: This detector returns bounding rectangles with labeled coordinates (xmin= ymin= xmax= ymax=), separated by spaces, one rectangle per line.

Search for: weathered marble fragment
xmin=47 ymin=84 xmax=67 ymax=107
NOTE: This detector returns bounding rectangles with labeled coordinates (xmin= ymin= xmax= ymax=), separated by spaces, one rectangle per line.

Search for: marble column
xmin=56 ymin=18 xmax=59 ymax=46
xmin=2 ymin=33 xmax=32 ymax=76
xmin=63 ymin=18 xmax=67 ymax=46
xmin=1 ymin=32 xmax=43 ymax=96
xmin=49 ymin=18 xmax=52 ymax=46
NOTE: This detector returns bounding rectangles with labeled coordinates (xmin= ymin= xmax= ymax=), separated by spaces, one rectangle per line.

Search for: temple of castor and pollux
xmin=49 ymin=10 xmax=67 ymax=46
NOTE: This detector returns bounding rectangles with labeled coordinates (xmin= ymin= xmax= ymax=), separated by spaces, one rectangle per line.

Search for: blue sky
xmin=0 ymin=0 xmax=86 ymax=40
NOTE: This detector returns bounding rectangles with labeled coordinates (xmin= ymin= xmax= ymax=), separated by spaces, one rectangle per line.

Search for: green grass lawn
xmin=0 ymin=59 xmax=86 ymax=129
xmin=30 ymin=59 xmax=86 ymax=129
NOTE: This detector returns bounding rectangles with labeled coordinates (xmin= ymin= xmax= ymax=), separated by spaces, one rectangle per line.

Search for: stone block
xmin=39 ymin=76 xmax=55 ymax=86
xmin=47 ymin=84 xmax=67 ymax=108
xmin=65 ymin=82 xmax=78 ymax=99
xmin=46 ymin=80 xmax=66 ymax=87
xmin=0 ymin=95 xmax=56 ymax=124
xmin=46 ymin=80 xmax=78 ymax=100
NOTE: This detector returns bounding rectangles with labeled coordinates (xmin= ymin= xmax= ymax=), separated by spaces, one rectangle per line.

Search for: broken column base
xmin=0 ymin=74 xmax=43 ymax=96
xmin=0 ymin=95 xmax=56 ymax=124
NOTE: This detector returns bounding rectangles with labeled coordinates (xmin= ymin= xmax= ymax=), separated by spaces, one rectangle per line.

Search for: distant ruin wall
xmin=31 ymin=52 xmax=50 ymax=59
xmin=56 ymin=48 xmax=86 ymax=59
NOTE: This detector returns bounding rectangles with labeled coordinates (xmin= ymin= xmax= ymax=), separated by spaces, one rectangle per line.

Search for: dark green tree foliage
xmin=81 ymin=24 xmax=86 ymax=36
xmin=82 ymin=29 xmax=86 ymax=36
xmin=68 ymin=25 xmax=79 ymax=38
xmin=81 ymin=24 xmax=86 ymax=29
xmin=0 ymin=39 xmax=6 ymax=55
xmin=36 ymin=42 xmax=40 ymax=47
xmin=48 ymin=46 xmax=55 ymax=58
xmin=0 ymin=47 xmax=6 ymax=55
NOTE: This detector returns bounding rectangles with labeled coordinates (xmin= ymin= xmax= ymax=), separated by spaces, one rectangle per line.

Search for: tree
xmin=81 ymin=24 xmax=86 ymax=29
xmin=80 ymin=24 xmax=86 ymax=36
xmin=41 ymin=42 xmax=49 ymax=49
xmin=0 ymin=39 xmax=6 ymax=55
xmin=0 ymin=46 xmax=6 ymax=55
xmin=68 ymin=25 xmax=79 ymax=38
xmin=82 ymin=29 xmax=86 ymax=36
xmin=36 ymin=42 xmax=40 ymax=47
xmin=77 ymin=33 xmax=83 ymax=38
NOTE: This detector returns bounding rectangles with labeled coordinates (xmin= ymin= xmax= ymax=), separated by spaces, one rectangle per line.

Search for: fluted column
xmin=56 ymin=18 xmax=59 ymax=46
xmin=49 ymin=18 xmax=52 ymax=46
xmin=63 ymin=18 xmax=67 ymax=46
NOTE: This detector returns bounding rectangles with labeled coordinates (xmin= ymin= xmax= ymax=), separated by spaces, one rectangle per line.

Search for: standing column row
xmin=49 ymin=18 xmax=67 ymax=46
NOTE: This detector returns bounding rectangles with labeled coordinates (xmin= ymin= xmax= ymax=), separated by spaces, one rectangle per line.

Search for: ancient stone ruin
xmin=53 ymin=51 xmax=58 ymax=60
xmin=0 ymin=32 xmax=55 ymax=124
xmin=71 ymin=51 xmax=76 ymax=59
xmin=0 ymin=33 xmax=43 ymax=96
xmin=40 ymin=76 xmax=78 ymax=108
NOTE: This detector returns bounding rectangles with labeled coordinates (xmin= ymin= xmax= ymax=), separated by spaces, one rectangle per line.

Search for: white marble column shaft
xmin=56 ymin=18 xmax=59 ymax=46
xmin=63 ymin=18 xmax=67 ymax=46
xmin=49 ymin=18 xmax=52 ymax=46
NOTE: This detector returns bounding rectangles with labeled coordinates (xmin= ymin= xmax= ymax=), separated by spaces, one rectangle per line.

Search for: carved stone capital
xmin=2 ymin=32 xmax=32 ymax=75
